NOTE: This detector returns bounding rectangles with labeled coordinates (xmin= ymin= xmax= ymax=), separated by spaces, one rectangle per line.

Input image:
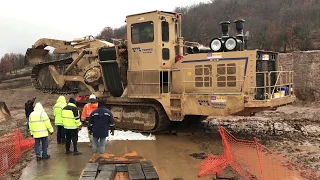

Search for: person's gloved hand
xmin=110 ymin=128 xmax=114 ymax=136
xmin=109 ymin=125 xmax=115 ymax=136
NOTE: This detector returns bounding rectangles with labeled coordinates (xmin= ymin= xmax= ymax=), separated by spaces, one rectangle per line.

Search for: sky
xmin=0 ymin=0 xmax=209 ymax=58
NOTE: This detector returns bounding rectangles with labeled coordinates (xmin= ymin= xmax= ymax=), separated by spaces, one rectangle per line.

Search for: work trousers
xmin=34 ymin=137 xmax=48 ymax=157
xmin=65 ymin=129 xmax=78 ymax=152
xmin=92 ymin=136 xmax=106 ymax=154
xmin=26 ymin=117 xmax=29 ymax=132
xmin=88 ymin=126 xmax=93 ymax=144
xmin=56 ymin=125 xmax=66 ymax=144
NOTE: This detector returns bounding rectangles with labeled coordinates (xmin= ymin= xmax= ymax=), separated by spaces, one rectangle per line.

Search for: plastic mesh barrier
xmin=0 ymin=129 xmax=34 ymax=178
xmin=198 ymin=126 xmax=320 ymax=180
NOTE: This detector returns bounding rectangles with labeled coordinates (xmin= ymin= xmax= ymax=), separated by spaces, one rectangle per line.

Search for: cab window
xmin=131 ymin=21 xmax=154 ymax=44
xmin=162 ymin=21 xmax=169 ymax=42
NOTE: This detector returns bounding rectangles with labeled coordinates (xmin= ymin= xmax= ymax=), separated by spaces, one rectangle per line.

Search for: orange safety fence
xmin=198 ymin=126 xmax=320 ymax=180
xmin=0 ymin=129 xmax=34 ymax=178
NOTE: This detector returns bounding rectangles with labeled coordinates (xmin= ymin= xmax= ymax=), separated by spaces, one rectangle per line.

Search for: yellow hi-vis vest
xmin=29 ymin=103 xmax=54 ymax=138
xmin=53 ymin=96 xmax=66 ymax=126
xmin=62 ymin=103 xmax=81 ymax=129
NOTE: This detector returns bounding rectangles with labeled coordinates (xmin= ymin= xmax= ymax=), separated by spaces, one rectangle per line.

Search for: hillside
xmin=98 ymin=0 xmax=320 ymax=52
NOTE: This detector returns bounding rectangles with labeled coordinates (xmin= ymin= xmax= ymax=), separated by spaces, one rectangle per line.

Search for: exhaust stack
xmin=234 ymin=19 xmax=246 ymax=50
xmin=219 ymin=21 xmax=231 ymax=40
xmin=234 ymin=19 xmax=245 ymax=37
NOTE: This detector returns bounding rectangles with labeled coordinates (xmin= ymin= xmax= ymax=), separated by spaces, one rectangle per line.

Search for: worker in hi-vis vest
xmin=62 ymin=98 xmax=82 ymax=156
xmin=53 ymin=95 xmax=67 ymax=144
xmin=81 ymin=94 xmax=98 ymax=147
xmin=29 ymin=102 xmax=54 ymax=161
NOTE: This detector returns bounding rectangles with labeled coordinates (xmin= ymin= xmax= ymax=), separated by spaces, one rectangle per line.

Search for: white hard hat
xmin=89 ymin=94 xmax=96 ymax=99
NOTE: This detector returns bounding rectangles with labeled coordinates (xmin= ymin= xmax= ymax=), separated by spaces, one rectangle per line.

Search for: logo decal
xmin=132 ymin=47 xmax=141 ymax=52
xmin=142 ymin=48 xmax=153 ymax=54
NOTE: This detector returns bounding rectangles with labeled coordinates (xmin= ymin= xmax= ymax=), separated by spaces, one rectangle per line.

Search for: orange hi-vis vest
xmin=81 ymin=103 xmax=98 ymax=121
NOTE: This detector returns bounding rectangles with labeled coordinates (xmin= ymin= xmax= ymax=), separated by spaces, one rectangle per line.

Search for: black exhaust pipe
xmin=193 ymin=46 xmax=211 ymax=53
xmin=187 ymin=47 xmax=194 ymax=54
xmin=219 ymin=21 xmax=230 ymax=40
xmin=234 ymin=19 xmax=245 ymax=50
xmin=234 ymin=19 xmax=245 ymax=37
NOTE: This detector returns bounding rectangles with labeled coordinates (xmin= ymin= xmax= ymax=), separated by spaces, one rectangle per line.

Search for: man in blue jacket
xmin=88 ymin=100 xmax=115 ymax=158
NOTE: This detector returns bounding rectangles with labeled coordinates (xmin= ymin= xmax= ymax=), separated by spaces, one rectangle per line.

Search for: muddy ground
xmin=203 ymin=104 xmax=320 ymax=173
xmin=0 ymin=85 xmax=319 ymax=179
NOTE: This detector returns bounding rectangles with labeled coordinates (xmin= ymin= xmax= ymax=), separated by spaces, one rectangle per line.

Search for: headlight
xmin=209 ymin=38 xmax=223 ymax=52
xmin=224 ymin=37 xmax=237 ymax=51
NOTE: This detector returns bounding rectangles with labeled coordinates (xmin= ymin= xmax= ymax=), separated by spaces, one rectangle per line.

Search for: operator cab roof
xmin=126 ymin=10 xmax=179 ymax=18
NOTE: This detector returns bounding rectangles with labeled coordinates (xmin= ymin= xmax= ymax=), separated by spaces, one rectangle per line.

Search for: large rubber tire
xmin=98 ymin=47 xmax=124 ymax=97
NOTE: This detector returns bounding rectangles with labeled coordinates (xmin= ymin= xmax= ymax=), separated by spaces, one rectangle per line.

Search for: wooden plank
xmin=98 ymin=164 xmax=116 ymax=171
xmin=79 ymin=177 xmax=96 ymax=180
xmin=116 ymin=165 xmax=128 ymax=172
xmin=97 ymin=160 xmax=142 ymax=164
xmin=82 ymin=171 xmax=97 ymax=177
xmin=95 ymin=170 xmax=116 ymax=180
xmin=140 ymin=161 xmax=159 ymax=180
xmin=128 ymin=163 xmax=145 ymax=180
xmin=114 ymin=172 xmax=129 ymax=180
xmin=83 ymin=163 xmax=99 ymax=172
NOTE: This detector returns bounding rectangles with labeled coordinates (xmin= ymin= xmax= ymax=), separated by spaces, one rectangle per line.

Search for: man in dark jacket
xmin=25 ymin=97 xmax=36 ymax=132
xmin=88 ymin=100 xmax=115 ymax=158
xmin=62 ymin=98 xmax=82 ymax=156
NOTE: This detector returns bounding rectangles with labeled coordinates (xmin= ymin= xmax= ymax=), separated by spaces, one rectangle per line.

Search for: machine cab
xmin=126 ymin=10 xmax=181 ymax=71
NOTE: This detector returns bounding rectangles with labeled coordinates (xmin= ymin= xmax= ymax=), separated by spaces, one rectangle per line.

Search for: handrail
xmin=271 ymin=71 xmax=282 ymax=97
xmin=252 ymin=71 xmax=294 ymax=100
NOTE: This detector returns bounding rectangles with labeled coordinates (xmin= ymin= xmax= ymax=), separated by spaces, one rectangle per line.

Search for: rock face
xmin=279 ymin=50 xmax=320 ymax=101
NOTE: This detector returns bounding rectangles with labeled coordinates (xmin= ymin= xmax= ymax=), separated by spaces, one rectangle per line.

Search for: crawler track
xmin=30 ymin=57 xmax=79 ymax=94
xmin=78 ymin=98 xmax=170 ymax=133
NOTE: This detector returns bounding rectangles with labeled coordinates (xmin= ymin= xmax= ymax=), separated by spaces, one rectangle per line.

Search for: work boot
xmin=42 ymin=155 xmax=50 ymax=160
xmin=73 ymin=151 xmax=82 ymax=156
xmin=65 ymin=150 xmax=72 ymax=154
xmin=89 ymin=153 xmax=97 ymax=162
xmin=36 ymin=157 xmax=42 ymax=161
